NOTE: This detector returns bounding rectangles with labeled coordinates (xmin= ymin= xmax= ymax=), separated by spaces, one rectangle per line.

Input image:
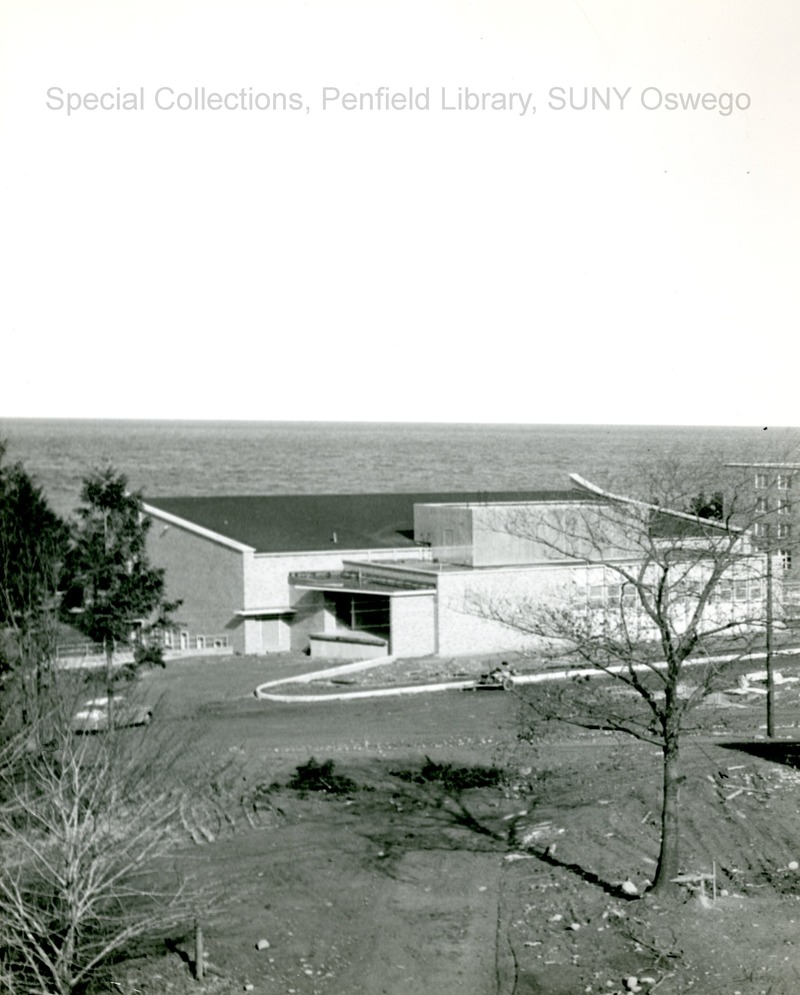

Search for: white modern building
xmin=144 ymin=477 xmax=773 ymax=660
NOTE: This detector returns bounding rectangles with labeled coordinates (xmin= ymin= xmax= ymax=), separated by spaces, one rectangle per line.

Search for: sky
xmin=1 ymin=0 xmax=798 ymax=427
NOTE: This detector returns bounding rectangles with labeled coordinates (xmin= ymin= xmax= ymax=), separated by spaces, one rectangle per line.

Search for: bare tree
xmin=0 ymin=713 xmax=209 ymax=994
xmin=467 ymin=462 xmax=783 ymax=896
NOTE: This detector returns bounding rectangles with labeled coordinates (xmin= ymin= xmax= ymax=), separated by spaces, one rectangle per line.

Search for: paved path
xmin=254 ymin=648 xmax=800 ymax=703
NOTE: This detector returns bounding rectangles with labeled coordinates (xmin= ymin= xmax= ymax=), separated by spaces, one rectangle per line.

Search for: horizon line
xmin=1 ymin=416 xmax=797 ymax=432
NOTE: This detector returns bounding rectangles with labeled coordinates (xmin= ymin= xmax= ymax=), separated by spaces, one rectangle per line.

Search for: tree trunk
xmin=35 ymin=653 xmax=47 ymax=726
xmin=104 ymin=637 xmax=115 ymax=731
xmin=651 ymin=736 xmax=681 ymax=894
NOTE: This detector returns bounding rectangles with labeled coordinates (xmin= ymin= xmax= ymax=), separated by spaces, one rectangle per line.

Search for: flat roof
xmin=726 ymin=463 xmax=800 ymax=469
xmin=145 ymin=490 xmax=586 ymax=554
xmin=291 ymin=575 xmax=436 ymax=595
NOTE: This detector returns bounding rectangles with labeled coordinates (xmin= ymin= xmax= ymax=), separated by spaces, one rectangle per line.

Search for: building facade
xmin=722 ymin=462 xmax=800 ymax=639
xmin=144 ymin=479 xmax=773 ymax=661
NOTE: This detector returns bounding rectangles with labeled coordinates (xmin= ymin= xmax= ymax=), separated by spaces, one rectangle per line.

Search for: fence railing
xmin=55 ymin=641 xmax=105 ymax=659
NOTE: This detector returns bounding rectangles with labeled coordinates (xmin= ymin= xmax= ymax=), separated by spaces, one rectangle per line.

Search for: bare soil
xmin=108 ymin=654 xmax=800 ymax=995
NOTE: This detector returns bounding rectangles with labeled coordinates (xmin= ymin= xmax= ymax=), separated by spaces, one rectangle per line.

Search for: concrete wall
xmin=471 ymin=505 xmax=562 ymax=567
xmin=416 ymin=501 xmax=636 ymax=569
xmin=288 ymin=589 xmax=336 ymax=650
xmin=474 ymin=503 xmax=644 ymax=566
xmin=342 ymin=559 xmax=435 ymax=588
xmin=146 ymin=515 xmax=247 ymax=652
xmin=246 ymin=551 xmax=346 ymax=608
xmin=245 ymin=547 xmax=430 ymax=607
xmin=414 ymin=504 xmax=474 ymax=564
xmin=431 ymin=551 xmax=774 ymax=658
xmin=390 ymin=592 xmax=437 ymax=657
xmin=243 ymin=617 xmax=292 ymax=654
xmin=309 ymin=634 xmax=389 ymax=660
xmin=435 ymin=563 xmax=579 ymax=655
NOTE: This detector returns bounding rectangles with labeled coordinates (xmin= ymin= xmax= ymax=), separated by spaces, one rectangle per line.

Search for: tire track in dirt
xmin=318 ymin=849 xmax=509 ymax=995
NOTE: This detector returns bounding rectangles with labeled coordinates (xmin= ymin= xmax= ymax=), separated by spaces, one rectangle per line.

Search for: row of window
xmin=716 ymin=579 xmax=765 ymax=602
xmin=755 ymin=473 xmax=794 ymax=490
xmin=754 ymin=521 xmax=792 ymax=539
xmin=587 ymin=576 xmax=774 ymax=608
xmin=162 ymin=631 xmax=230 ymax=650
xmin=755 ymin=497 xmax=792 ymax=514
xmin=587 ymin=583 xmax=637 ymax=608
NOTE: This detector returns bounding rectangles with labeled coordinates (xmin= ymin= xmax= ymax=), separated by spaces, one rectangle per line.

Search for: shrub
xmin=133 ymin=644 xmax=167 ymax=669
xmin=392 ymin=756 xmax=507 ymax=792
xmin=287 ymin=758 xmax=357 ymax=794
xmin=0 ymin=717 xmax=207 ymax=994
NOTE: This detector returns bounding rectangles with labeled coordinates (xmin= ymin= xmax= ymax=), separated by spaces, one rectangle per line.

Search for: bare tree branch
xmin=0 ymin=714 xmax=214 ymax=994
xmin=465 ymin=457 xmax=798 ymax=895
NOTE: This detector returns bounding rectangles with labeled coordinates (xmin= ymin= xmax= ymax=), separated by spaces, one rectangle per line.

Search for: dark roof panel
xmin=145 ymin=491 xmax=591 ymax=553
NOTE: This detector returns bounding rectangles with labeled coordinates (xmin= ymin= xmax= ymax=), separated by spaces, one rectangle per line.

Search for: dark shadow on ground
xmin=273 ymin=756 xmax=644 ymax=902
xmin=164 ymin=935 xmax=200 ymax=978
xmin=719 ymin=740 xmax=800 ymax=769
xmin=530 ymin=847 xmax=641 ymax=901
xmin=353 ymin=761 xmax=641 ymax=902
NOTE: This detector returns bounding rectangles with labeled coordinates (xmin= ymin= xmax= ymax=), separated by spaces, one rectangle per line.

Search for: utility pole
xmin=765 ymin=523 xmax=775 ymax=738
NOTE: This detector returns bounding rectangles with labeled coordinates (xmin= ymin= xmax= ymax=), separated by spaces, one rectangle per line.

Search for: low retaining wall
xmin=309 ymin=632 xmax=388 ymax=661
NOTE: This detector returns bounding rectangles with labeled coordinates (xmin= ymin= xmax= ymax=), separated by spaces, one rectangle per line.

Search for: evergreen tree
xmin=0 ymin=441 xmax=68 ymax=726
xmin=62 ymin=466 xmax=179 ymax=707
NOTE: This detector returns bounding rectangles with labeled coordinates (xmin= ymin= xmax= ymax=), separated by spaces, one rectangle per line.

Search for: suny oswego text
xmin=46 ymin=85 xmax=751 ymax=117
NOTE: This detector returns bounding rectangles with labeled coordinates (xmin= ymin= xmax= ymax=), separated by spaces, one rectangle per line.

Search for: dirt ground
xmin=107 ymin=653 xmax=800 ymax=995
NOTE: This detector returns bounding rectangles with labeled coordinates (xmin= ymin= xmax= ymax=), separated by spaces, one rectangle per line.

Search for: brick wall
xmin=146 ymin=515 xmax=246 ymax=651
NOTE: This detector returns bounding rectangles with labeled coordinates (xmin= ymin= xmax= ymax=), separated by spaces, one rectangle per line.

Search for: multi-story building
xmin=725 ymin=462 xmax=800 ymax=581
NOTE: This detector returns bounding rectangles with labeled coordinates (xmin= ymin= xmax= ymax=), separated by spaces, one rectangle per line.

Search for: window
xmin=754 ymin=522 xmax=767 ymax=538
xmin=734 ymin=580 xmax=748 ymax=601
xmin=755 ymin=497 xmax=768 ymax=514
xmin=777 ymin=523 xmax=791 ymax=540
xmin=781 ymin=549 xmax=793 ymax=570
xmin=777 ymin=474 xmax=793 ymax=490
xmin=587 ymin=580 xmax=639 ymax=611
xmin=196 ymin=634 xmax=229 ymax=649
xmin=755 ymin=473 xmax=768 ymax=489
xmin=588 ymin=585 xmax=604 ymax=607
xmin=778 ymin=499 xmax=791 ymax=515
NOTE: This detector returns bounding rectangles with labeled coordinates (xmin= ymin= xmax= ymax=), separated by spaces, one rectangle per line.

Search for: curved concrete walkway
xmin=254 ymin=647 xmax=800 ymax=703
xmin=254 ymin=655 xmax=476 ymax=701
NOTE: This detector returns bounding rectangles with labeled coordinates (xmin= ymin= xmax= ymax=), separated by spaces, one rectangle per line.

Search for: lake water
xmin=1 ymin=419 xmax=798 ymax=518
